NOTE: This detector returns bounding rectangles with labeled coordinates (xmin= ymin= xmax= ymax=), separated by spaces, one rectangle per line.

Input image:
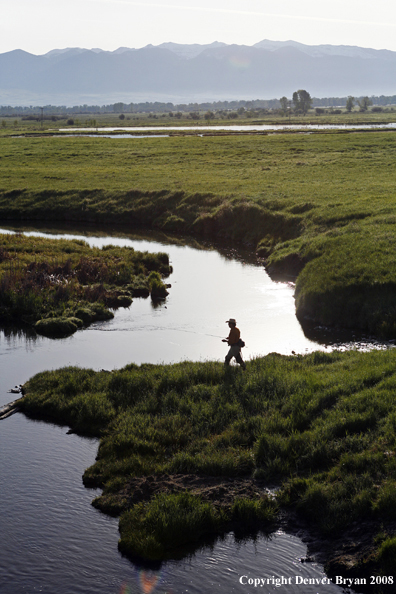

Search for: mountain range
xmin=1 ymin=40 xmax=396 ymax=106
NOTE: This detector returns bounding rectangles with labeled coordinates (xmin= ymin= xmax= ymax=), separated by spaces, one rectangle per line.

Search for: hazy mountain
xmin=252 ymin=40 xmax=396 ymax=60
xmin=154 ymin=41 xmax=227 ymax=59
xmin=1 ymin=40 xmax=396 ymax=106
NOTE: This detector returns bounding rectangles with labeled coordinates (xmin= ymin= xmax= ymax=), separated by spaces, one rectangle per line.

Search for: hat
xmin=226 ymin=318 xmax=236 ymax=324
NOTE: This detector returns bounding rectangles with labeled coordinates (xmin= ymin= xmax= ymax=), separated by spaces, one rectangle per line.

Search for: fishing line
xmin=92 ymin=326 xmax=249 ymax=345
xmin=94 ymin=326 xmax=224 ymax=338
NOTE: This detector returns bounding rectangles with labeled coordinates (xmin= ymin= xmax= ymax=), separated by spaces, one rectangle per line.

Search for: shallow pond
xmin=0 ymin=226 xmax=377 ymax=594
xmin=60 ymin=122 xmax=396 ymax=134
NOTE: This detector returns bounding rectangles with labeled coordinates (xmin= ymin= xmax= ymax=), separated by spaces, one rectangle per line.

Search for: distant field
xmin=1 ymin=129 xmax=396 ymax=335
xmin=1 ymin=107 xmax=396 ymax=134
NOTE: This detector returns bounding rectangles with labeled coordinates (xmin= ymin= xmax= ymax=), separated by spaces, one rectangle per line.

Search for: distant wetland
xmin=58 ymin=122 xmax=396 ymax=134
xmin=2 ymin=117 xmax=396 ymax=591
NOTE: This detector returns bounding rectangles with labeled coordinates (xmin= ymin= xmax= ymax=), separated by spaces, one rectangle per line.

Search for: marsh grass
xmin=375 ymin=536 xmax=396 ymax=573
xmin=2 ymin=131 xmax=396 ymax=333
xmin=118 ymin=492 xmax=226 ymax=560
xmin=118 ymin=492 xmax=277 ymax=561
xmin=20 ymin=349 xmax=396 ymax=564
xmin=0 ymin=233 xmax=170 ymax=334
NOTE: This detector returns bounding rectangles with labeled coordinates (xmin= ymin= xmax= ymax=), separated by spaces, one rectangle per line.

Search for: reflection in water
xmin=1 ymin=323 xmax=38 ymax=342
xmin=0 ymin=223 xmax=391 ymax=354
xmin=0 ymin=224 xmax=321 ymax=370
xmin=299 ymin=318 xmax=392 ymax=351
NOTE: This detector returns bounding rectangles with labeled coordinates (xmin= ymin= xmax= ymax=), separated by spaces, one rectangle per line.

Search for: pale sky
xmin=2 ymin=0 xmax=396 ymax=55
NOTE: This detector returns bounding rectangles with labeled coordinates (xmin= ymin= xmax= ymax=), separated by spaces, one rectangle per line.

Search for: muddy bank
xmin=89 ymin=473 xmax=275 ymax=516
xmin=115 ymin=475 xmax=396 ymax=589
xmin=90 ymin=472 xmax=395 ymax=590
xmin=284 ymin=512 xmax=396 ymax=593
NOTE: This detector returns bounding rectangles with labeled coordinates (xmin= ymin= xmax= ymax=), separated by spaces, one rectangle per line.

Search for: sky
xmin=2 ymin=0 xmax=396 ymax=55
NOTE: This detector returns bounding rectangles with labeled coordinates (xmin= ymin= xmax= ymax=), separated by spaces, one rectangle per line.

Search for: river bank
xmin=16 ymin=350 xmax=396 ymax=588
xmin=1 ymin=130 xmax=396 ymax=337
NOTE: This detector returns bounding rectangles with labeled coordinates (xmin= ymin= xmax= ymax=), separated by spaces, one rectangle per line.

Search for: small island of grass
xmin=19 ymin=351 xmax=396 ymax=583
xmin=0 ymin=232 xmax=171 ymax=336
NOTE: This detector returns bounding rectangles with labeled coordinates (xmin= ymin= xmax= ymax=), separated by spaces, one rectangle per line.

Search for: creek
xmin=0 ymin=225 xmax=378 ymax=594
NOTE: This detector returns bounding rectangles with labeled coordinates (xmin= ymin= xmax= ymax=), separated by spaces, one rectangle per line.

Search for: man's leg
xmin=235 ymin=350 xmax=246 ymax=370
xmin=225 ymin=345 xmax=241 ymax=366
xmin=225 ymin=346 xmax=233 ymax=365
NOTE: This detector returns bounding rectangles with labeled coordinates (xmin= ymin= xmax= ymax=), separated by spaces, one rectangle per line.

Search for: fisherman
xmin=222 ymin=318 xmax=246 ymax=369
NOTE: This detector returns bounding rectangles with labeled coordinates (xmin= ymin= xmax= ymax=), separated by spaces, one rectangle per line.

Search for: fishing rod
xmin=96 ymin=326 xmax=224 ymax=338
xmin=95 ymin=326 xmax=248 ymax=345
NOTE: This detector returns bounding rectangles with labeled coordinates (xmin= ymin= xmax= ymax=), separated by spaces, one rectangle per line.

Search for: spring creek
xmin=0 ymin=224 xmax=385 ymax=594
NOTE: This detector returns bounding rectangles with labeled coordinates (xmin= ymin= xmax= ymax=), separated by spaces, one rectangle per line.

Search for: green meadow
xmin=20 ymin=350 xmax=396 ymax=577
xmin=1 ymin=129 xmax=396 ymax=335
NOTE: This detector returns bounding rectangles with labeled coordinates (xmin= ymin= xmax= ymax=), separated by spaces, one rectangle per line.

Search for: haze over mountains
xmin=1 ymin=40 xmax=396 ymax=106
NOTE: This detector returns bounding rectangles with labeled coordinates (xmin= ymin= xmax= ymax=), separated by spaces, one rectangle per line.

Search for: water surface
xmin=59 ymin=122 xmax=396 ymax=134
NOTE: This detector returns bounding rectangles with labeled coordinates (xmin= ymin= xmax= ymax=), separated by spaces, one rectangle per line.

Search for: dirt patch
xmin=92 ymin=473 xmax=276 ymax=516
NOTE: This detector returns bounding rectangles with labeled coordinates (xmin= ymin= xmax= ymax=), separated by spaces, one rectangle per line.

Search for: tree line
xmin=1 ymin=95 xmax=396 ymax=116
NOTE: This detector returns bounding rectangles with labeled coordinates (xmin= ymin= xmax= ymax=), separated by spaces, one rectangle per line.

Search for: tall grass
xmin=118 ymin=491 xmax=277 ymax=561
xmin=20 ymin=349 xmax=396 ymax=566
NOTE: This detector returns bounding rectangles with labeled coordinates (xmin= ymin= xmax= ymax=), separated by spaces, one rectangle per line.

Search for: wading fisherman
xmin=222 ymin=318 xmax=246 ymax=369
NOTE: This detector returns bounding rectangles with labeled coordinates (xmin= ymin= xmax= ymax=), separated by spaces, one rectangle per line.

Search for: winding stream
xmin=0 ymin=226 xmax=376 ymax=594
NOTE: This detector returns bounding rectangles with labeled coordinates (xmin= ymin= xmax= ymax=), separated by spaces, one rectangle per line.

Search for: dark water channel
xmin=0 ymin=225 xmax=378 ymax=594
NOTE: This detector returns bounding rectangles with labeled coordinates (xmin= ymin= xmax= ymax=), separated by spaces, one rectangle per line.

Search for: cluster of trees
xmin=278 ymin=91 xmax=386 ymax=116
xmin=345 ymin=96 xmax=373 ymax=112
xmin=312 ymin=95 xmax=396 ymax=107
xmin=279 ymin=90 xmax=313 ymax=115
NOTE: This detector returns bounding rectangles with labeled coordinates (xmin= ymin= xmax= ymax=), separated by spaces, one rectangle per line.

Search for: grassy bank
xmin=0 ymin=233 xmax=170 ymax=336
xmin=20 ymin=351 xmax=396 ymax=578
xmin=1 ymin=130 xmax=396 ymax=335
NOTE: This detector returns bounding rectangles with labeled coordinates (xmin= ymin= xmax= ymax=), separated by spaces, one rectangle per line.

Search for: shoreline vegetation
xmin=19 ymin=351 xmax=396 ymax=586
xmin=0 ymin=233 xmax=171 ymax=336
xmin=1 ymin=126 xmax=396 ymax=336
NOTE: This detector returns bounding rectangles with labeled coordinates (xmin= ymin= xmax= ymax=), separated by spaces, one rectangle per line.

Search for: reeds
xmin=0 ymin=233 xmax=171 ymax=335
